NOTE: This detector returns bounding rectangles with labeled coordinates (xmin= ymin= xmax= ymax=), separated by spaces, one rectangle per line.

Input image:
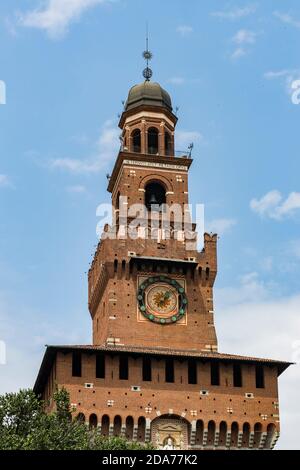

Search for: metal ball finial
xmin=142 ymin=23 xmax=153 ymax=81
xmin=143 ymin=67 xmax=153 ymax=81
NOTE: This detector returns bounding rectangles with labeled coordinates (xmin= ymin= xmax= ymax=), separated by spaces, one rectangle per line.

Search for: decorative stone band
xmin=123 ymin=159 xmax=188 ymax=171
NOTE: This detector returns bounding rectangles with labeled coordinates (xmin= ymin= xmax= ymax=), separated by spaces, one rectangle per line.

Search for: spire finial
xmin=142 ymin=22 xmax=153 ymax=81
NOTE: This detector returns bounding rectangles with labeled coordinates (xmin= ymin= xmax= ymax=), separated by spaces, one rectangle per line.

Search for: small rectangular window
xmin=211 ymin=362 xmax=220 ymax=386
xmin=165 ymin=358 xmax=174 ymax=383
xmin=255 ymin=365 xmax=265 ymax=389
xmin=142 ymin=357 xmax=152 ymax=382
xmin=72 ymin=351 xmax=82 ymax=377
xmin=188 ymin=359 xmax=197 ymax=384
xmin=233 ymin=363 xmax=242 ymax=387
xmin=119 ymin=355 xmax=129 ymax=380
xmin=96 ymin=353 xmax=105 ymax=379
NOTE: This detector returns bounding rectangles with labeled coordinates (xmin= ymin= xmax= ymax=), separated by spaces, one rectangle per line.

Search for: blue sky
xmin=1 ymin=0 xmax=300 ymax=449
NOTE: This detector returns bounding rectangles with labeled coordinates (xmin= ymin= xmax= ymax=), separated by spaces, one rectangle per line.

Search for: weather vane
xmin=143 ymin=23 xmax=153 ymax=81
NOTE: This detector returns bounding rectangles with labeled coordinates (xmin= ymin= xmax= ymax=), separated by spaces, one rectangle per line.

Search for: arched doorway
xmin=151 ymin=415 xmax=190 ymax=450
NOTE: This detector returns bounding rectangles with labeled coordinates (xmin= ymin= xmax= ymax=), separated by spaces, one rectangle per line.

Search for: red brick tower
xmin=34 ymin=61 xmax=291 ymax=450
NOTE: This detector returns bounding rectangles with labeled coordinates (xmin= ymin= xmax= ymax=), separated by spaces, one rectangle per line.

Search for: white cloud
xmin=66 ymin=185 xmax=86 ymax=193
xmin=206 ymin=218 xmax=236 ymax=236
xmin=274 ymin=11 xmax=300 ymax=29
xmin=232 ymin=29 xmax=257 ymax=45
xmin=231 ymin=47 xmax=246 ymax=60
xmin=230 ymin=29 xmax=258 ymax=60
xmin=211 ymin=4 xmax=257 ymax=20
xmin=176 ymin=130 xmax=203 ymax=150
xmin=17 ymin=0 xmax=112 ymax=39
xmin=250 ymin=189 xmax=282 ymax=216
xmin=250 ymin=190 xmax=300 ymax=220
xmin=264 ymin=70 xmax=292 ymax=80
xmin=215 ymin=282 xmax=300 ymax=449
xmin=49 ymin=119 xmax=119 ymax=174
xmin=176 ymin=25 xmax=193 ymax=37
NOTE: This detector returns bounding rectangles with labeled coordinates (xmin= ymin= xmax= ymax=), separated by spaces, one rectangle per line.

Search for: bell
xmin=149 ymin=193 xmax=158 ymax=205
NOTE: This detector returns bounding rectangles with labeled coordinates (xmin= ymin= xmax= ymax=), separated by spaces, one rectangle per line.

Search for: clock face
xmin=137 ymin=276 xmax=187 ymax=324
xmin=146 ymin=284 xmax=178 ymax=316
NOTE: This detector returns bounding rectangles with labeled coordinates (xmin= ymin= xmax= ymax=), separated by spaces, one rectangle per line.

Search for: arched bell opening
xmin=148 ymin=127 xmax=159 ymax=154
xmin=145 ymin=181 xmax=166 ymax=211
xmin=132 ymin=129 xmax=141 ymax=153
xmin=165 ymin=131 xmax=172 ymax=156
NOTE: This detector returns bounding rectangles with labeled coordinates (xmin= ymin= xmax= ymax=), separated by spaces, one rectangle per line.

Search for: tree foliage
xmin=0 ymin=388 xmax=154 ymax=450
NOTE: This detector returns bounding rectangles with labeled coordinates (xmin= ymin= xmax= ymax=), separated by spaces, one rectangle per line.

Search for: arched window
xmin=195 ymin=420 xmax=204 ymax=445
xmin=253 ymin=422 xmax=262 ymax=448
xmin=132 ymin=129 xmax=141 ymax=153
xmin=219 ymin=421 xmax=227 ymax=447
xmin=125 ymin=416 xmax=134 ymax=440
xmin=165 ymin=131 xmax=172 ymax=156
xmin=231 ymin=422 xmax=239 ymax=447
xmin=145 ymin=181 xmax=166 ymax=210
xmin=89 ymin=414 xmax=98 ymax=429
xmin=76 ymin=413 xmax=85 ymax=424
xmin=265 ymin=423 xmax=276 ymax=449
xmin=113 ymin=415 xmax=122 ymax=436
xmin=148 ymin=127 xmax=159 ymax=154
xmin=101 ymin=415 xmax=110 ymax=436
xmin=242 ymin=422 xmax=250 ymax=447
xmin=137 ymin=416 xmax=146 ymax=442
xmin=207 ymin=420 xmax=216 ymax=446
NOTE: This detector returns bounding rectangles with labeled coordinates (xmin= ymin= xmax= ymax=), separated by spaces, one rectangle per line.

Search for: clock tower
xmin=89 ymin=78 xmax=218 ymax=353
xmin=34 ymin=53 xmax=291 ymax=450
